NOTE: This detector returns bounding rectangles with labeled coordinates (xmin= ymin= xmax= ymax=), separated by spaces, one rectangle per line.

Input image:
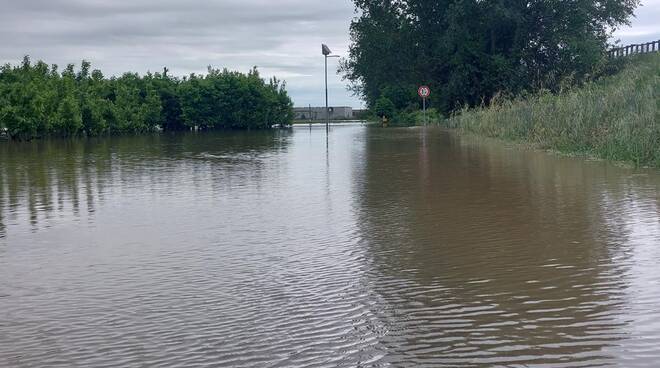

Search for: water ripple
xmin=1 ymin=127 xmax=660 ymax=367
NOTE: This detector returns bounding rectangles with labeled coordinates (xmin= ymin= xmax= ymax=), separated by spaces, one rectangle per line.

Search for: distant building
xmin=294 ymin=106 xmax=353 ymax=121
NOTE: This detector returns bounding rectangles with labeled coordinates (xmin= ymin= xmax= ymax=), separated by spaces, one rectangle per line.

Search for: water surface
xmin=1 ymin=125 xmax=660 ymax=367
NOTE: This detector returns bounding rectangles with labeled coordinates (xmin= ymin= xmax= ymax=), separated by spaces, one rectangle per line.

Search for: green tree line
xmin=341 ymin=0 xmax=639 ymax=118
xmin=0 ymin=57 xmax=294 ymax=140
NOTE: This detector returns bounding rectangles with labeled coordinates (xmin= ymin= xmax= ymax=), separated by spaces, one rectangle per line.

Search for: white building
xmin=294 ymin=106 xmax=353 ymax=121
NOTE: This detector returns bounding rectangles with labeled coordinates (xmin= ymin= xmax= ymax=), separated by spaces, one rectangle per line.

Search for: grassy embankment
xmin=443 ymin=53 xmax=660 ymax=167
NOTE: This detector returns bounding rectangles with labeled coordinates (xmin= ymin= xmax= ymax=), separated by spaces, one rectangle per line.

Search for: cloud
xmin=0 ymin=0 xmax=360 ymax=107
xmin=1 ymin=0 xmax=658 ymax=108
xmin=613 ymin=0 xmax=660 ymax=44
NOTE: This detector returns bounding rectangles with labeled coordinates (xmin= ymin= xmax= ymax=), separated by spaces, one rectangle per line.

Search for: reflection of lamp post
xmin=322 ymin=44 xmax=340 ymax=134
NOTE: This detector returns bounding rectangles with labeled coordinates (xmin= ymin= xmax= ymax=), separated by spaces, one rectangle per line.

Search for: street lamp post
xmin=322 ymin=44 xmax=339 ymax=134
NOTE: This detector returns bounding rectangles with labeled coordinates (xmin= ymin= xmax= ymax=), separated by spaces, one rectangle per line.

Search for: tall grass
xmin=444 ymin=54 xmax=660 ymax=167
xmin=388 ymin=108 xmax=443 ymax=126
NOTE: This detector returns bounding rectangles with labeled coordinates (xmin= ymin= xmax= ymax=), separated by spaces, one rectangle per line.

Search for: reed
xmin=444 ymin=53 xmax=660 ymax=167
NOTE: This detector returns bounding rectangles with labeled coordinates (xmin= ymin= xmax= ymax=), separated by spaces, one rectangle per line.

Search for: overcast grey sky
xmin=1 ymin=0 xmax=658 ymax=108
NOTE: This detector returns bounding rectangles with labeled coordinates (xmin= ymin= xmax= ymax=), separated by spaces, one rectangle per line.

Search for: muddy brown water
xmin=1 ymin=125 xmax=659 ymax=367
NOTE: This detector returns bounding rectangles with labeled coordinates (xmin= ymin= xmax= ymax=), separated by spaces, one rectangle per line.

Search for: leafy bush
xmin=373 ymin=96 xmax=396 ymax=119
xmin=0 ymin=57 xmax=294 ymax=140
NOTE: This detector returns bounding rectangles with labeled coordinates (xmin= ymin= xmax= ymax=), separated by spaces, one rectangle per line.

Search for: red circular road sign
xmin=418 ymin=85 xmax=431 ymax=98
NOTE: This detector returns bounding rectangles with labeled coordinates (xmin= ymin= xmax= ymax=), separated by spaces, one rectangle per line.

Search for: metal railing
xmin=609 ymin=40 xmax=660 ymax=58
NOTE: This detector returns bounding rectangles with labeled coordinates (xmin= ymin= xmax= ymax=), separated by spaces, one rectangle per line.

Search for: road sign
xmin=418 ymin=86 xmax=431 ymax=125
xmin=418 ymin=85 xmax=431 ymax=98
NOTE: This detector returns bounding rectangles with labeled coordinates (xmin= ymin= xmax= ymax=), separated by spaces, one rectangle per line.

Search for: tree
xmin=374 ymin=96 xmax=395 ymax=118
xmin=0 ymin=58 xmax=294 ymax=140
xmin=341 ymin=0 xmax=639 ymax=114
xmin=54 ymin=95 xmax=83 ymax=136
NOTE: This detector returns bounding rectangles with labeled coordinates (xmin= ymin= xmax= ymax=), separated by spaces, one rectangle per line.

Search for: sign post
xmin=418 ymin=85 xmax=431 ymax=125
xmin=322 ymin=44 xmax=339 ymax=134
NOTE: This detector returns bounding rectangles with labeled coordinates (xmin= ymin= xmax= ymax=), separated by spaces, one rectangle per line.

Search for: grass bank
xmin=443 ymin=53 xmax=660 ymax=167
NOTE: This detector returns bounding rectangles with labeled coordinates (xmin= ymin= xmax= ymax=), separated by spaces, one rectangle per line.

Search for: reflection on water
xmin=0 ymin=131 xmax=292 ymax=238
xmin=1 ymin=126 xmax=659 ymax=367
xmin=356 ymin=129 xmax=660 ymax=366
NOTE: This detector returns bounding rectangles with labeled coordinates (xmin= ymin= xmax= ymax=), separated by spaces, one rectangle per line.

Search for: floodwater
xmin=1 ymin=125 xmax=660 ymax=367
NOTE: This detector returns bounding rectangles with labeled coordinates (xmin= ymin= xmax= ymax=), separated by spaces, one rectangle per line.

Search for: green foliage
xmin=178 ymin=67 xmax=293 ymax=131
xmin=0 ymin=58 xmax=294 ymax=140
xmin=394 ymin=108 xmax=442 ymax=126
xmin=444 ymin=54 xmax=660 ymax=167
xmin=373 ymin=96 xmax=395 ymax=118
xmin=54 ymin=94 xmax=83 ymax=135
xmin=341 ymin=0 xmax=639 ymax=115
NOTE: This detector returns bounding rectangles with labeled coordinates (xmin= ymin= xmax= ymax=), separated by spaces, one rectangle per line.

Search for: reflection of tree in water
xmin=0 ymin=140 xmax=102 ymax=234
xmin=0 ymin=130 xmax=292 ymax=237
xmin=0 ymin=173 xmax=5 ymax=239
xmin=353 ymin=128 xmax=660 ymax=366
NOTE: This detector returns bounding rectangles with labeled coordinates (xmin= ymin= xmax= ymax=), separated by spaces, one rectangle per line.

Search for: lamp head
xmin=322 ymin=44 xmax=331 ymax=56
